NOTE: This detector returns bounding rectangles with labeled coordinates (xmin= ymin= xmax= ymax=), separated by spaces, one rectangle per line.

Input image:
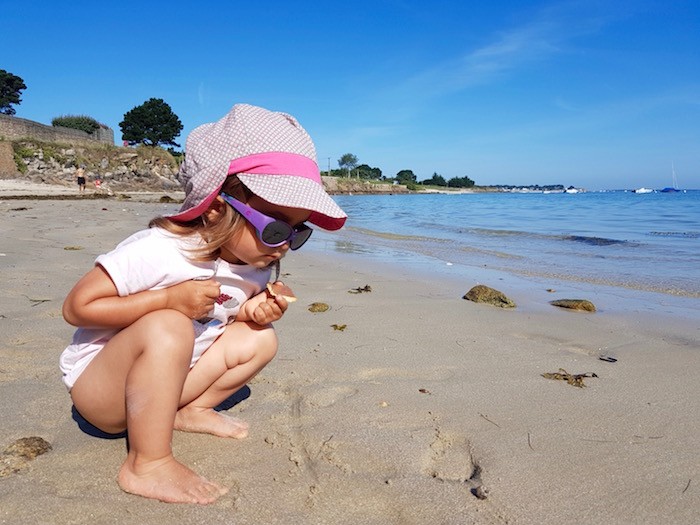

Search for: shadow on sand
xmin=71 ymin=385 xmax=252 ymax=440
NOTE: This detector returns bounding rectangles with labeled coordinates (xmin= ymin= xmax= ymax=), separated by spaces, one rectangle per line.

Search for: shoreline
xmin=0 ymin=179 xmax=186 ymax=202
xmin=2 ymin=179 xmax=697 ymax=317
xmin=308 ymin=227 xmax=700 ymax=325
xmin=0 ymin=178 xmax=468 ymax=198
xmin=0 ymin=178 xmax=496 ymax=200
xmin=1 ymin=197 xmax=699 ymax=524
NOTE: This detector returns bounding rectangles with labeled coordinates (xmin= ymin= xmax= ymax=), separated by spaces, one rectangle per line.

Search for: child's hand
xmin=165 ymin=279 xmax=221 ymax=320
xmin=252 ymin=295 xmax=288 ymax=325
xmin=238 ymin=291 xmax=288 ymax=325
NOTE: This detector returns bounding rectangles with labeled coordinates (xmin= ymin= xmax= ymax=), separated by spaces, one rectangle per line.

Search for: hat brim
xmin=238 ymin=174 xmax=347 ymax=231
xmin=167 ymin=165 xmax=224 ymax=223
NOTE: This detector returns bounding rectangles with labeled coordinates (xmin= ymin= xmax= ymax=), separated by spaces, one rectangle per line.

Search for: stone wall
xmin=321 ymin=176 xmax=410 ymax=194
xmin=0 ymin=142 xmax=18 ymax=176
xmin=0 ymin=139 xmax=183 ymax=192
xmin=0 ymin=114 xmax=114 ymax=146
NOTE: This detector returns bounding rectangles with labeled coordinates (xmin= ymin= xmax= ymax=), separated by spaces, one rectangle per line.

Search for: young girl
xmin=60 ymin=104 xmax=347 ymax=504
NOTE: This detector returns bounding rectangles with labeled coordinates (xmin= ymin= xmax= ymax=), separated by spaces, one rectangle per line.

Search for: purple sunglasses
xmin=220 ymin=192 xmax=312 ymax=250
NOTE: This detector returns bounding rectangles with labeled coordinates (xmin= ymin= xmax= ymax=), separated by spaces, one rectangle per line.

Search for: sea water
xmin=311 ymin=190 xmax=700 ymax=316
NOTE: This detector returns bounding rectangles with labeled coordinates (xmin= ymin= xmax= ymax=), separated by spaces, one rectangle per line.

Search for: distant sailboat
xmin=660 ymin=162 xmax=681 ymax=193
xmin=634 ymin=187 xmax=654 ymax=194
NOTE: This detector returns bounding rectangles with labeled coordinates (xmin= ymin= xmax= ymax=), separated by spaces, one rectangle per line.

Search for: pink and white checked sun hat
xmin=169 ymin=104 xmax=346 ymax=230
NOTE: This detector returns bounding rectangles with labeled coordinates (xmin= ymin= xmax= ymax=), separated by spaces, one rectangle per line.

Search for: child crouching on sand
xmin=59 ymin=104 xmax=347 ymax=504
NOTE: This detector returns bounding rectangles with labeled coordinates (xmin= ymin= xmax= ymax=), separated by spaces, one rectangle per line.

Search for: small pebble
xmin=473 ymin=485 xmax=489 ymax=500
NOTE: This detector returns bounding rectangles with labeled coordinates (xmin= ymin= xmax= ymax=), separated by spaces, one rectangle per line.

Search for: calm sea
xmin=311 ymin=190 xmax=700 ymax=310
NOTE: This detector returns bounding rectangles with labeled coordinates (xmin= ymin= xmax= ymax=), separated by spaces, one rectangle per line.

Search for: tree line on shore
xmin=332 ymin=154 xmax=476 ymax=189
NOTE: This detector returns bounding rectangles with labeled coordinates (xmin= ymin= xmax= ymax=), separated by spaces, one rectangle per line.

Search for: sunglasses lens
xmin=290 ymin=225 xmax=312 ymax=250
xmin=261 ymin=222 xmax=294 ymax=245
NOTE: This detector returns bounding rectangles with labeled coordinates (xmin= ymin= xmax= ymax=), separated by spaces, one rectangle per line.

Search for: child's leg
xmin=175 ymin=321 xmax=278 ymax=438
xmin=70 ymin=309 xmax=227 ymax=504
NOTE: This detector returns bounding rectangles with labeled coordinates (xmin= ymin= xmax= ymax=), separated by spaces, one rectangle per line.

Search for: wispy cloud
xmin=452 ymin=86 xmax=700 ymax=149
xmin=197 ymin=82 xmax=207 ymax=106
xmin=391 ymin=2 xmax=622 ymax=100
xmin=553 ymin=96 xmax=584 ymax=112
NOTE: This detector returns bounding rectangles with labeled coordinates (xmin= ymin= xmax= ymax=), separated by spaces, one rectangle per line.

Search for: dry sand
xmin=0 ymin=187 xmax=698 ymax=524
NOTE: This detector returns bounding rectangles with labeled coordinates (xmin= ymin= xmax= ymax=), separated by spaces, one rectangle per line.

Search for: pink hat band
xmin=228 ymin=152 xmax=321 ymax=183
xmin=170 ymin=152 xmax=334 ymax=223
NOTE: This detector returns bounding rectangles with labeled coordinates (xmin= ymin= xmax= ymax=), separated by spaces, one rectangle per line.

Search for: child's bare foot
xmin=118 ymin=454 xmax=227 ymax=504
xmin=174 ymin=406 xmax=250 ymax=438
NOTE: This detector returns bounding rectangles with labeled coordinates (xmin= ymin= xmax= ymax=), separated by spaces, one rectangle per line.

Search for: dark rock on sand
xmin=0 ymin=436 xmax=52 ymax=477
xmin=550 ymin=299 xmax=596 ymax=312
xmin=463 ymin=285 xmax=516 ymax=308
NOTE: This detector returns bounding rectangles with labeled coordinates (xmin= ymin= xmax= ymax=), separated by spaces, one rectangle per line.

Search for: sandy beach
xmin=1 ymin=186 xmax=698 ymax=524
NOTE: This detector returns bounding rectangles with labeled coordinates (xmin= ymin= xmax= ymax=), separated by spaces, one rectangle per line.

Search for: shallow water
xmin=308 ymin=190 xmax=700 ymax=317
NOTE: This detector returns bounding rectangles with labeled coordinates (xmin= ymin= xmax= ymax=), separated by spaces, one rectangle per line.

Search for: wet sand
xmin=0 ymin=191 xmax=698 ymax=524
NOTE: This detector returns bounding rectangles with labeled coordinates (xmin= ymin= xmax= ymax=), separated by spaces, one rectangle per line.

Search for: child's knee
xmin=225 ymin=324 xmax=277 ymax=367
xmin=256 ymin=327 xmax=278 ymax=364
xmin=144 ymin=309 xmax=193 ymax=336
xmin=139 ymin=310 xmax=195 ymax=360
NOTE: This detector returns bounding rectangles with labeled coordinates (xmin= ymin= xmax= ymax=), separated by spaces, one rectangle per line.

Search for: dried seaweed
xmin=308 ymin=302 xmax=330 ymax=313
xmin=541 ymin=368 xmax=598 ymax=388
xmin=479 ymin=413 xmax=500 ymax=428
xmin=348 ymin=285 xmax=372 ymax=294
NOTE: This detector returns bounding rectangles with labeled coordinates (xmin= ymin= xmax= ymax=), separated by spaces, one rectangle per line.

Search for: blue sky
xmin=2 ymin=0 xmax=698 ymax=189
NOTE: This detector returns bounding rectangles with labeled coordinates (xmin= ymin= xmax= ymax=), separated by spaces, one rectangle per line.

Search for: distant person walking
xmin=75 ymin=166 xmax=86 ymax=193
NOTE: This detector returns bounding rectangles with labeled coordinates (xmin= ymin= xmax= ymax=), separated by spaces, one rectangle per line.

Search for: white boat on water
xmin=634 ymin=187 xmax=654 ymax=194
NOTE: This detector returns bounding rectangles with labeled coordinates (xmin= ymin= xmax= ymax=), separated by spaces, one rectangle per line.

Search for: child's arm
xmin=62 ymin=265 xmax=221 ymax=329
xmin=235 ymin=289 xmax=288 ymax=325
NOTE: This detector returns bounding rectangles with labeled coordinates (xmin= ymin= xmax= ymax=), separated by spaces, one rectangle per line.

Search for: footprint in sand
xmin=304 ymin=385 xmax=358 ymax=408
xmin=423 ymin=428 xmax=479 ymax=483
xmin=421 ymin=420 xmax=491 ymax=502
xmin=356 ymin=367 xmax=454 ymax=382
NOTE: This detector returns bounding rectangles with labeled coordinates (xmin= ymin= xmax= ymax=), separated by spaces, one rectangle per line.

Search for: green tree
xmin=0 ymin=70 xmax=27 ymax=115
xmin=395 ymin=169 xmax=417 ymax=185
xmin=356 ymin=163 xmax=383 ymax=180
xmin=424 ymin=172 xmax=447 ymax=186
xmin=447 ymin=175 xmax=475 ymax=188
xmin=338 ymin=153 xmax=358 ymax=177
xmin=120 ymin=98 xmax=183 ymax=147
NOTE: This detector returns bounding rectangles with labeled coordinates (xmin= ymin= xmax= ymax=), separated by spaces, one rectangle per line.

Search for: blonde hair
xmin=149 ymin=175 xmax=252 ymax=262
